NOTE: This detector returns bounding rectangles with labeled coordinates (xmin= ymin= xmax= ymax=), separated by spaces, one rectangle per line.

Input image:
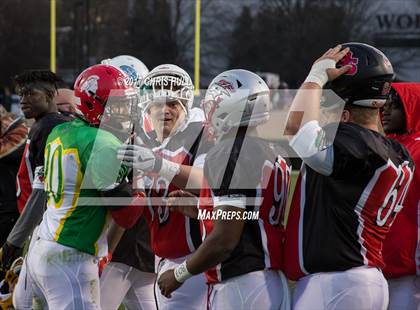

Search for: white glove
xmin=118 ymin=144 xmax=156 ymax=171
xmin=117 ymin=144 xmax=180 ymax=180
xmin=304 ymin=59 xmax=336 ymax=88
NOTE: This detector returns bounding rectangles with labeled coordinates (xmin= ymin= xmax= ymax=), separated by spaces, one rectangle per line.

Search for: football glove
xmin=117 ymin=144 xmax=180 ymax=180
xmin=117 ymin=144 xmax=159 ymax=172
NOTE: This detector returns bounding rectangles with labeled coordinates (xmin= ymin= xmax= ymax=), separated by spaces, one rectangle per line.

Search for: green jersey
xmin=38 ymin=118 xmax=129 ymax=256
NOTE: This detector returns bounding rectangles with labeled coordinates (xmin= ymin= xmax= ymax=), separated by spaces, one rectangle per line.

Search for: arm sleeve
xmin=289 ymin=120 xmax=334 ymax=176
xmin=192 ymin=153 xmax=206 ymax=168
xmin=7 ymin=189 xmax=47 ymax=247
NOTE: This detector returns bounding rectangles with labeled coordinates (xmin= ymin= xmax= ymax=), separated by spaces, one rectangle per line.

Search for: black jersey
xmin=284 ymin=122 xmax=414 ymax=280
xmin=16 ymin=113 xmax=70 ymax=212
xmin=200 ymin=132 xmax=291 ymax=283
xmin=111 ymin=217 xmax=154 ymax=272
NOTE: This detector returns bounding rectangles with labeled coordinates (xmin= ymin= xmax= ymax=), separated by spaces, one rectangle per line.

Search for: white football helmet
xmin=202 ymin=69 xmax=271 ymax=138
xmin=101 ymin=55 xmax=149 ymax=87
xmin=139 ymin=64 xmax=194 ymax=117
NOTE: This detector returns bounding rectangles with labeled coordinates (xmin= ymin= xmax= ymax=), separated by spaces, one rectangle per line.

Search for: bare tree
xmin=229 ymin=0 xmax=373 ymax=87
xmin=0 ymin=0 xmax=50 ymax=87
xmin=126 ymin=0 xmax=232 ymax=85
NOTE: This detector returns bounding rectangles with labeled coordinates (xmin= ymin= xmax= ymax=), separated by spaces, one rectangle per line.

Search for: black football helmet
xmin=326 ymin=42 xmax=394 ymax=108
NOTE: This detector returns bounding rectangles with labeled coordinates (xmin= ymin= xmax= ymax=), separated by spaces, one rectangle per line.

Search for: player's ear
xmin=341 ymin=109 xmax=351 ymax=122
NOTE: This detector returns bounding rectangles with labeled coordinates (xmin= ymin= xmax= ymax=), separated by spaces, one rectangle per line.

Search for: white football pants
xmin=154 ymin=255 xmax=207 ymax=310
xmin=293 ymin=266 xmax=388 ymax=310
xmin=208 ymin=269 xmax=290 ymax=310
xmin=388 ymin=275 xmax=420 ymax=310
xmin=27 ymin=238 xmax=100 ymax=310
xmin=100 ymin=261 xmax=156 ymax=310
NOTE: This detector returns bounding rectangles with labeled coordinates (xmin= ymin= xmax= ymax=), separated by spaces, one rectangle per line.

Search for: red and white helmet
xmin=202 ymin=69 xmax=271 ymax=138
xmin=74 ymin=64 xmax=137 ymax=126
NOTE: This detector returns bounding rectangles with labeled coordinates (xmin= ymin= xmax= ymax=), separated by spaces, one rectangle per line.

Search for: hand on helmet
xmin=304 ymin=44 xmax=352 ymax=87
xmin=117 ymin=144 xmax=161 ymax=173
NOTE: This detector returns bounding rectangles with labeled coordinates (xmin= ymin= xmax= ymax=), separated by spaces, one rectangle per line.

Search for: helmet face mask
xmin=139 ymin=64 xmax=194 ymax=138
xmin=203 ymin=69 xmax=271 ymax=140
xmin=140 ymin=66 xmax=194 ymax=114
xmin=101 ymin=89 xmax=139 ymax=136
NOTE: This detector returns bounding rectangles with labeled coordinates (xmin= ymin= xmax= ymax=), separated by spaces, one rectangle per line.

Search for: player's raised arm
xmin=285 ymin=45 xmax=351 ymax=135
xmin=285 ymin=45 xmax=351 ymax=176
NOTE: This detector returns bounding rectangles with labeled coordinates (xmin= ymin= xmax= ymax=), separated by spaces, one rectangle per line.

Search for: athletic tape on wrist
xmin=174 ymin=261 xmax=192 ymax=283
xmin=304 ymin=59 xmax=336 ymax=88
xmin=159 ymin=158 xmax=181 ymax=181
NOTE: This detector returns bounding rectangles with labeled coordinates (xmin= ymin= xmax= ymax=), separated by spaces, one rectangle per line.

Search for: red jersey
xmin=383 ymin=83 xmax=420 ymax=278
xmin=143 ymin=118 xmax=210 ymax=259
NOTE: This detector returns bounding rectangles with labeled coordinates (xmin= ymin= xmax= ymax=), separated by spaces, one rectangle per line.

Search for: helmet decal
xmin=203 ymin=69 xmax=270 ymax=139
xmin=215 ymin=79 xmax=236 ymax=94
xmin=338 ymin=51 xmax=359 ymax=76
xmin=119 ymin=65 xmax=139 ymax=86
xmin=80 ymin=75 xmax=99 ymax=97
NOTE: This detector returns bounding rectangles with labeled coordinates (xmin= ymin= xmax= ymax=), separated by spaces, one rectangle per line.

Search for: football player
xmin=284 ymin=43 xmax=414 ymax=309
xmin=117 ymin=64 xmax=209 ymax=310
xmin=157 ymin=69 xmax=291 ymax=310
xmin=381 ymin=83 xmax=420 ymax=310
xmin=25 ymin=64 xmax=144 ymax=309
xmin=99 ymin=55 xmax=157 ymax=310
xmin=0 ymin=70 xmax=70 ymax=309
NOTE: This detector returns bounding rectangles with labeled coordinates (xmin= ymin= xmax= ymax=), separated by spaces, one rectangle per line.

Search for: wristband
xmin=174 ymin=261 xmax=192 ymax=283
xmin=304 ymin=59 xmax=336 ymax=88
